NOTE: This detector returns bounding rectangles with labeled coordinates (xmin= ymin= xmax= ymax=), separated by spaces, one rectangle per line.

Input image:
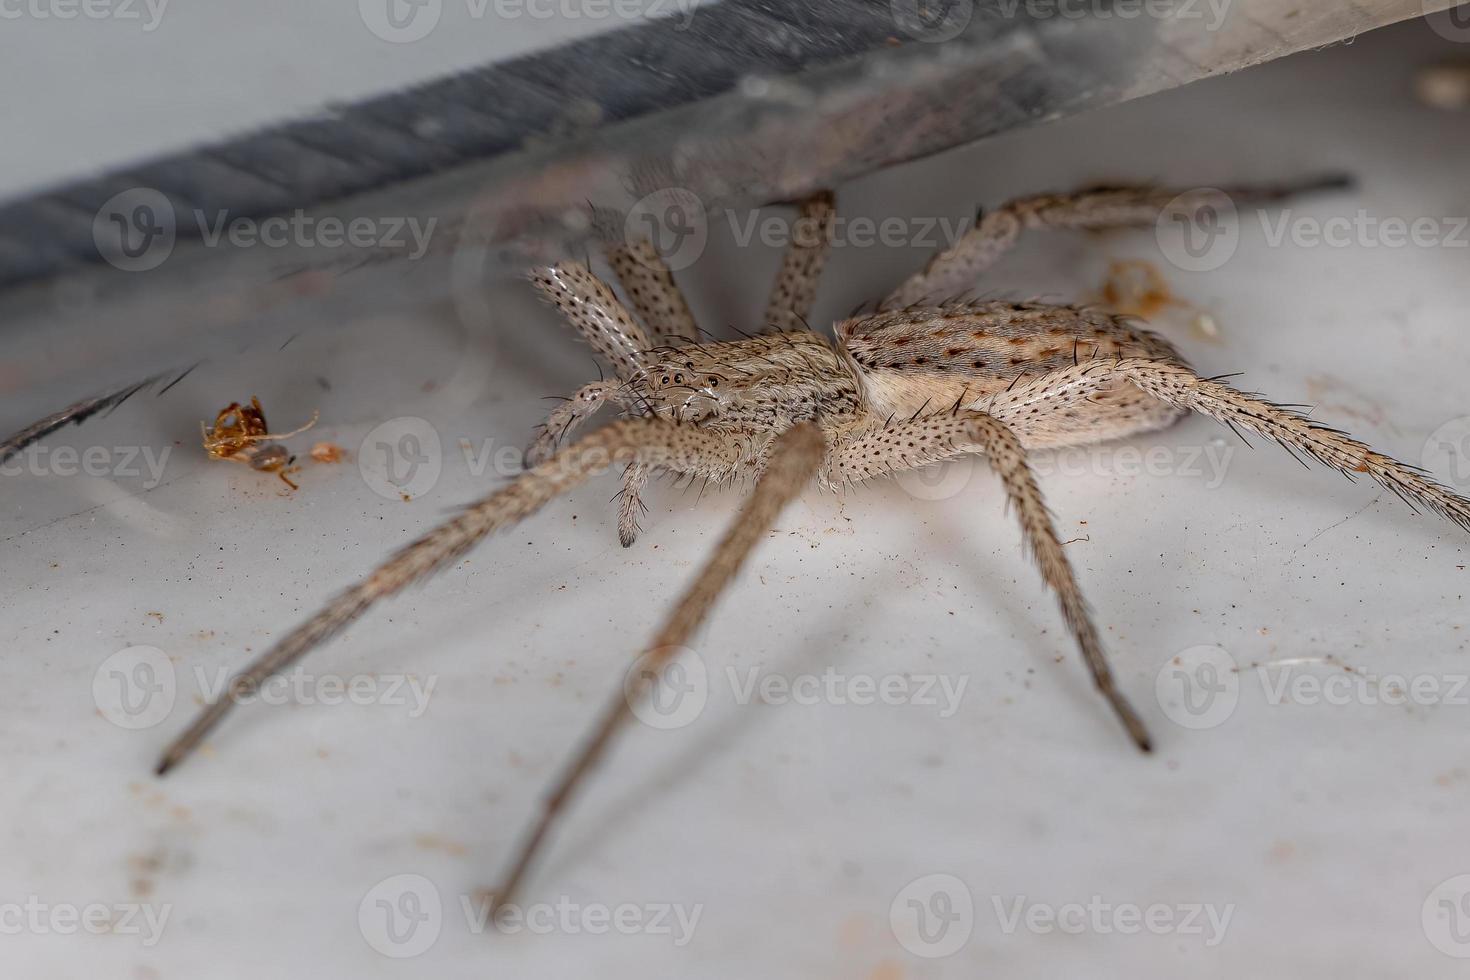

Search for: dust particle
xmin=309 ymin=441 xmax=348 ymax=464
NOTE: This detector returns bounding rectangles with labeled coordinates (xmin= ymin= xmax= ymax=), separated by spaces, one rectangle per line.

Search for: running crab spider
xmin=142 ymin=177 xmax=1470 ymax=913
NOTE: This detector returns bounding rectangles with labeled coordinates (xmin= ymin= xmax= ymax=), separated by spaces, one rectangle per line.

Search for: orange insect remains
xmin=201 ymin=396 xmax=317 ymax=489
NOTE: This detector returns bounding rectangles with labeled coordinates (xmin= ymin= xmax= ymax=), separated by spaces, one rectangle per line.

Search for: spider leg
xmin=524 ymin=381 xmax=629 ymax=468
xmin=523 ymin=385 xmax=651 ymax=551
xmin=154 ymin=418 xmax=763 ymax=776
xmin=1 ymin=374 xmax=164 ymax=467
xmin=763 ymin=190 xmax=836 ymax=333
xmin=530 ymin=262 xmax=653 ymax=380
xmin=884 ymin=176 xmax=1352 ymax=307
xmin=531 ymin=261 xmax=672 ymax=543
xmin=982 ymin=356 xmax=1470 ymax=533
xmin=617 ymin=459 xmax=649 ymax=548
xmin=603 ymin=239 xmax=700 ymax=347
xmin=600 ymin=239 xmax=709 ymax=543
xmin=483 ymin=422 xmax=825 ymax=911
xmin=825 ymin=412 xmax=1152 ymax=751
xmin=1111 ymin=360 xmax=1470 ymax=532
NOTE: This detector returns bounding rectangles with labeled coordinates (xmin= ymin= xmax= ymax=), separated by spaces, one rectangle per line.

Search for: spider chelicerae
xmin=12 ymin=177 xmax=1468 ymax=913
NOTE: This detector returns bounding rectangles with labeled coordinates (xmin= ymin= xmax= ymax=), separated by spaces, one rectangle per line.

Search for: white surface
xmin=4 ymin=18 xmax=1470 ymax=979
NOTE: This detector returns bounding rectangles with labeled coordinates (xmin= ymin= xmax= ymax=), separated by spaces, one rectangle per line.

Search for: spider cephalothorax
xmin=629 ymin=331 xmax=862 ymax=430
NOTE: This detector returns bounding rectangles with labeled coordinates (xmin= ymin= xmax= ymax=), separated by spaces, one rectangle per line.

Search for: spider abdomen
xmin=837 ymin=302 xmax=1186 ymax=445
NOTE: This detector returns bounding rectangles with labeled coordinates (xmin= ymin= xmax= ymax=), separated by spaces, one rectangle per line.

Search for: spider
xmin=109 ymin=178 xmax=1469 ymax=913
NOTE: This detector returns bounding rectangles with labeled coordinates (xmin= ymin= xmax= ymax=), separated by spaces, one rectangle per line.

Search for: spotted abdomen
xmin=837 ymin=302 xmax=1186 ymax=446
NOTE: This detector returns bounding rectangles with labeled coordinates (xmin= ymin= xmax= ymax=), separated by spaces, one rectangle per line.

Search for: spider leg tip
xmin=471 ymin=889 xmax=507 ymax=924
xmin=1122 ymin=715 xmax=1154 ymax=753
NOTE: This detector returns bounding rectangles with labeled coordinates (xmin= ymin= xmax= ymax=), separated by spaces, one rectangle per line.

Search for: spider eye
xmin=707 ymin=377 xmax=719 ymax=387
xmin=661 ymin=375 xmax=671 ymax=384
xmin=674 ymin=373 xmax=684 ymax=384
